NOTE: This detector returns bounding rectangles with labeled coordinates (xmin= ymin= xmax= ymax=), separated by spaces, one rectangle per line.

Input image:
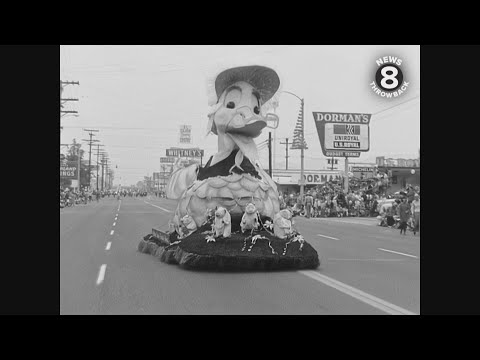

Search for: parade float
xmin=138 ymin=65 xmax=320 ymax=270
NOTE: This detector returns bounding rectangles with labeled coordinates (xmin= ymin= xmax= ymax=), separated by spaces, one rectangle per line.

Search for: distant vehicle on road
xmin=377 ymin=198 xmax=396 ymax=213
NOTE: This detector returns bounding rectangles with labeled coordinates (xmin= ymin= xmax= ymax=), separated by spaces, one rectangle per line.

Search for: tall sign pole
xmin=77 ymin=145 xmax=81 ymax=192
xmin=344 ymin=157 xmax=349 ymax=193
xmin=300 ymin=99 xmax=305 ymax=203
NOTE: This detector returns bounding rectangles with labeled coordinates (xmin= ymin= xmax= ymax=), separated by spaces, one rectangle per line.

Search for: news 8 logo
xmin=370 ymin=56 xmax=409 ymax=98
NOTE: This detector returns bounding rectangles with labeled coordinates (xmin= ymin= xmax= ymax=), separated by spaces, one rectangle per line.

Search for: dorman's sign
xmin=312 ymin=112 xmax=371 ymax=158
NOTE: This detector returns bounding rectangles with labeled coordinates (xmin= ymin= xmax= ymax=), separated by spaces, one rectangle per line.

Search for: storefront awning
xmin=272 ymin=176 xmax=295 ymax=185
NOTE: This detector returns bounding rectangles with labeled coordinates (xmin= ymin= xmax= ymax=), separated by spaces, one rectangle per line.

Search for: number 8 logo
xmin=380 ymin=66 xmax=399 ymax=89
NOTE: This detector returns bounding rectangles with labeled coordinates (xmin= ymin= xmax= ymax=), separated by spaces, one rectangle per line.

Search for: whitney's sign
xmin=166 ymin=148 xmax=204 ymax=158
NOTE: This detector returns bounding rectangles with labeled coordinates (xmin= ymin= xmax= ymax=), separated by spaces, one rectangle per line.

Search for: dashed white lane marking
xmin=110 ymin=230 xmax=114 ymax=235
xmin=299 ymin=270 xmax=417 ymax=315
xmin=311 ymin=218 xmax=374 ymax=226
xmin=144 ymin=201 xmax=172 ymax=213
xmin=96 ymin=264 xmax=107 ymax=285
xmin=113 ymin=222 xmax=116 ymax=226
xmin=317 ymin=234 xmax=340 ymax=240
xmin=106 ymin=242 xmax=111 ymax=250
xmin=327 ymin=258 xmax=406 ymax=262
xmin=377 ymin=248 xmax=419 ymax=259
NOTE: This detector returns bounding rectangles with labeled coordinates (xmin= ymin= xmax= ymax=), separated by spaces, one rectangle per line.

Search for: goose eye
xmin=253 ymin=106 xmax=260 ymax=115
xmin=226 ymin=101 xmax=236 ymax=109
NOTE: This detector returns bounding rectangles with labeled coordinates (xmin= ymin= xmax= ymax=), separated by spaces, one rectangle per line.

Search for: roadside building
xmin=376 ymin=156 xmax=420 ymax=193
xmin=271 ymin=169 xmax=342 ymax=194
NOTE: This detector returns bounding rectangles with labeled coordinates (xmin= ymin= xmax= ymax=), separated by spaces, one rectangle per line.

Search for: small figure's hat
xmin=214 ymin=65 xmax=280 ymax=106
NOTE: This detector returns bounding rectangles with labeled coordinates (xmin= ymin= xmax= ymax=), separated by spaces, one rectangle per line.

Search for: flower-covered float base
xmin=138 ymin=222 xmax=320 ymax=271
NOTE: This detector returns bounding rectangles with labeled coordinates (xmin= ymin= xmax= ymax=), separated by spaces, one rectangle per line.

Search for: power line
xmin=372 ymin=95 xmax=420 ymax=117
xmin=62 ymin=125 xmax=192 ymax=131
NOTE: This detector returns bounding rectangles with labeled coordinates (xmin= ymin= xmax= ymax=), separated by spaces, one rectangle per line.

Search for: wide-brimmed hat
xmin=214 ymin=65 xmax=280 ymax=106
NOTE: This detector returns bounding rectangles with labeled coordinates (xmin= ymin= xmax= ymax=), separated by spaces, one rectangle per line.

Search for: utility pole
xmin=105 ymin=160 xmax=109 ymax=191
xmin=268 ymin=132 xmax=272 ymax=177
xmin=328 ymin=157 xmax=339 ymax=170
xmin=60 ymin=80 xmax=80 ymax=131
xmin=100 ymin=154 xmax=109 ymax=191
xmin=104 ymin=156 xmax=110 ymax=191
xmin=280 ymin=138 xmax=289 ymax=170
xmin=101 ymin=155 xmax=106 ymax=192
xmin=94 ymin=144 xmax=105 ymax=191
xmin=105 ymin=159 xmax=111 ymax=190
xmin=82 ymin=129 xmax=99 ymax=191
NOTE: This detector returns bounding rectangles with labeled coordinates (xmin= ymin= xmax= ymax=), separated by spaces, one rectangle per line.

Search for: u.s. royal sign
xmin=312 ymin=112 xmax=371 ymax=158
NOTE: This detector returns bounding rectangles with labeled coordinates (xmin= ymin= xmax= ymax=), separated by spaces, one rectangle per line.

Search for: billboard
xmin=312 ymin=112 xmax=371 ymax=157
xmin=160 ymin=157 xmax=176 ymax=163
xmin=179 ymin=125 xmax=192 ymax=144
xmin=60 ymin=161 xmax=78 ymax=179
xmin=166 ymin=148 xmax=204 ymax=157
xmin=351 ymin=166 xmax=375 ymax=172
xmin=350 ymin=166 xmax=376 ymax=179
xmin=301 ymin=173 xmax=342 ymax=184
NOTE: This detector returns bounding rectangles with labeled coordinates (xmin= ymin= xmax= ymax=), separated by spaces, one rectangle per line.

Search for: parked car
xmin=377 ymin=198 xmax=396 ymax=213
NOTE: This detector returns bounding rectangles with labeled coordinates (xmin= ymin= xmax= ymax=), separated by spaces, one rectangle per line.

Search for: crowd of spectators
xmin=60 ymin=187 xmax=149 ymax=208
xmin=278 ymin=178 xmax=420 ymax=234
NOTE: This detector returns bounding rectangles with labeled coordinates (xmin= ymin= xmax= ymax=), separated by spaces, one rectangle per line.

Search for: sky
xmin=60 ymin=45 xmax=420 ymax=186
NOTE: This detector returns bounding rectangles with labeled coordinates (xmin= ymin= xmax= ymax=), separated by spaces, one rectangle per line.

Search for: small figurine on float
xmin=214 ymin=206 xmax=231 ymax=238
xmin=273 ymin=209 xmax=294 ymax=239
xmin=241 ymin=202 xmax=259 ymax=234
xmin=178 ymin=214 xmax=197 ymax=239
xmin=203 ymin=208 xmax=216 ymax=226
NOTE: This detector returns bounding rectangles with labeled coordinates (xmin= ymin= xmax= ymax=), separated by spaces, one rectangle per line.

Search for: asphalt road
xmin=60 ymin=196 xmax=420 ymax=315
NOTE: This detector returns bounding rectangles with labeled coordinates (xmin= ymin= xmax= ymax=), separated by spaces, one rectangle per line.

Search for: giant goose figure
xmin=166 ymin=65 xmax=281 ymax=233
